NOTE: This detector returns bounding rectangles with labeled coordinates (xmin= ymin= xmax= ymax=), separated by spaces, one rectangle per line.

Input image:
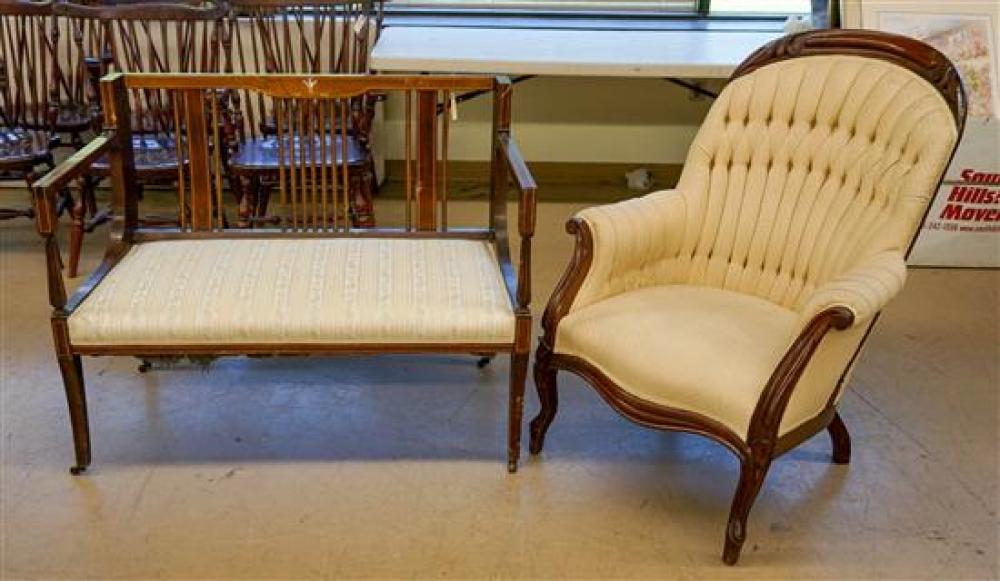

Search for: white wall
xmin=379 ymin=76 xmax=720 ymax=164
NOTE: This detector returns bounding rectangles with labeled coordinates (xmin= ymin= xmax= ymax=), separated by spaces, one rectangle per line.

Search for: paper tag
xmin=354 ymin=15 xmax=368 ymax=36
xmin=450 ymin=95 xmax=459 ymax=121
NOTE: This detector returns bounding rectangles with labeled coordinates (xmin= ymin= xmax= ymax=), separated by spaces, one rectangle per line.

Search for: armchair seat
xmin=556 ymin=285 xmax=801 ymax=440
xmin=68 ymin=238 xmax=515 ymax=346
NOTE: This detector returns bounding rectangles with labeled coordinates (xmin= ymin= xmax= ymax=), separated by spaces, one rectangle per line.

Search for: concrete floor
xmin=1 ymin=190 xmax=998 ymax=578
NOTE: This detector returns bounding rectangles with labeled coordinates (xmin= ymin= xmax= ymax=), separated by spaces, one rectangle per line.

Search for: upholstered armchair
xmin=531 ymin=30 xmax=966 ymax=565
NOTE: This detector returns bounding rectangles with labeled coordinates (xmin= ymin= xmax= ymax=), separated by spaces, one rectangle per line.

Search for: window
xmin=389 ymin=0 xmax=813 ymax=15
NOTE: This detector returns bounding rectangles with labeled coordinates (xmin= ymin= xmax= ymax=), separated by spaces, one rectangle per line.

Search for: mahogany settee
xmin=32 ymin=73 xmax=536 ymax=474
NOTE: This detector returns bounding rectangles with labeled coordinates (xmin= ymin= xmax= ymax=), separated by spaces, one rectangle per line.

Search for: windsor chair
xmin=32 ymin=72 xmax=536 ymax=475
xmin=54 ymin=0 xmax=228 ymax=277
xmin=531 ymin=30 xmax=966 ymax=564
xmin=224 ymin=0 xmax=383 ymax=228
xmin=0 ymin=0 xmax=79 ymax=221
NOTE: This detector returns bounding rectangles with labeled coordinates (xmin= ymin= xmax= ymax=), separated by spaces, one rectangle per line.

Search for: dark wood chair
xmin=0 ymin=0 xmax=76 ymax=222
xmin=531 ymin=30 xmax=966 ymax=564
xmin=223 ymin=0 xmax=383 ymax=228
xmin=31 ymin=72 xmax=535 ymax=474
xmin=54 ymin=0 xmax=228 ymax=276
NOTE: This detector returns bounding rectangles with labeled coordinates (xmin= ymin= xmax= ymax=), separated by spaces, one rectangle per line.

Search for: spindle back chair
xmin=53 ymin=0 xmax=228 ymax=276
xmin=32 ymin=72 xmax=536 ymax=474
xmin=224 ymin=0 xmax=383 ymax=228
xmin=0 ymin=0 xmax=74 ymax=222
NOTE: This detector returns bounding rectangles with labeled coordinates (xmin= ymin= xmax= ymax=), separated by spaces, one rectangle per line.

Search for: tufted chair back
xmin=675 ymin=39 xmax=964 ymax=313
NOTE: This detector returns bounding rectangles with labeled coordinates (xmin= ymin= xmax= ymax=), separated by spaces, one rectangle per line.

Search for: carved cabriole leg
xmin=508 ymin=351 xmax=529 ymax=473
xmin=52 ymin=320 xmax=90 ymax=475
xmin=723 ymin=451 xmax=771 ymax=565
xmin=529 ymin=341 xmax=558 ymax=455
xmin=828 ymin=411 xmax=851 ymax=464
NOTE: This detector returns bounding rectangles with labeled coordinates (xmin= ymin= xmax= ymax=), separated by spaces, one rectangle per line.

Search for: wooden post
xmin=105 ymin=74 xmax=137 ymax=238
xmin=415 ymin=89 xmax=436 ymax=230
xmin=184 ymin=88 xmax=213 ymax=230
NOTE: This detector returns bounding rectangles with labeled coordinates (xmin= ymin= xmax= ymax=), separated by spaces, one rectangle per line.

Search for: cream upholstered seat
xmin=68 ymin=238 xmax=515 ymax=346
xmin=556 ymin=285 xmax=802 ymax=440
xmin=531 ymin=31 xmax=965 ymax=565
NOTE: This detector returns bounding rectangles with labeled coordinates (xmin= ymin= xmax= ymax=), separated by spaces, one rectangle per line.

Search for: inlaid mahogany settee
xmin=32 ymin=73 xmax=536 ymax=474
xmin=530 ymin=30 xmax=966 ymax=564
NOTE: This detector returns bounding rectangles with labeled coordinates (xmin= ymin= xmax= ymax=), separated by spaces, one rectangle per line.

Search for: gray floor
xmin=1 ymin=192 xmax=997 ymax=578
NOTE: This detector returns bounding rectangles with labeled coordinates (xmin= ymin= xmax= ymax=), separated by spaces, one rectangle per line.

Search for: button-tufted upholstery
xmin=553 ymin=55 xmax=959 ymax=439
xmin=69 ymin=238 xmax=515 ymax=346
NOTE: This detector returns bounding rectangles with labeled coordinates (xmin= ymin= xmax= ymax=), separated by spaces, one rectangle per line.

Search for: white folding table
xmin=370 ymin=26 xmax=783 ymax=78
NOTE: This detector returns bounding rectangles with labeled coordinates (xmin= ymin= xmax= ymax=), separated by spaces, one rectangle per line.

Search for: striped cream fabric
xmin=69 ymin=238 xmax=515 ymax=346
xmin=554 ymin=55 xmax=959 ymax=439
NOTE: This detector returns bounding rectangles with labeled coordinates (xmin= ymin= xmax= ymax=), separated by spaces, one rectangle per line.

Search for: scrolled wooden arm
xmin=539 ymin=218 xmax=593 ymax=351
xmin=747 ymin=306 xmax=855 ymax=457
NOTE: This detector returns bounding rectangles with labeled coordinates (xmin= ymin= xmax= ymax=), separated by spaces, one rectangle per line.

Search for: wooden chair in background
xmin=0 ymin=0 xmax=75 ymax=221
xmin=224 ymin=0 xmax=383 ymax=228
xmin=55 ymin=0 xmax=228 ymax=276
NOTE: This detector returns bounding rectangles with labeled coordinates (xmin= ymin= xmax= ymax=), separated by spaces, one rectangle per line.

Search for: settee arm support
xmin=31 ymin=134 xmax=117 ymax=311
xmin=499 ymin=133 xmax=537 ymax=312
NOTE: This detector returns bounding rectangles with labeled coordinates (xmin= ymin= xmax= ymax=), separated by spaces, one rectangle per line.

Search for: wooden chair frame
xmin=0 ymin=0 xmax=74 ymax=221
xmin=530 ymin=30 xmax=967 ymax=565
xmin=223 ymin=0 xmax=384 ymax=228
xmin=32 ymin=72 xmax=536 ymax=475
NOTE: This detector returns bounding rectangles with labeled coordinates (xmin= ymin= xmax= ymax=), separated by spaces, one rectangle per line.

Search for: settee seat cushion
xmin=555 ymin=285 xmax=815 ymax=440
xmin=69 ymin=238 xmax=515 ymax=346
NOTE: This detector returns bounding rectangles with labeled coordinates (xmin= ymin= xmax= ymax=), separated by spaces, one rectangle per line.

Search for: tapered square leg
xmin=56 ymin=354 xmax=91 ymax=475
xmin=507 ymin=351 xmax=528 ymax=473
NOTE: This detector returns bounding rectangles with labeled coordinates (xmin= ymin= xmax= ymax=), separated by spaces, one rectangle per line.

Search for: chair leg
xmin=828 ymin=411 xmax=851 ymax=464
xmin=475 ymin=353 xmax=496 ymax=368
xmin=56 ymin=354 xmax=91 ymax=475
xmin=507 ymin=351 xmax=529 ymax=473
xmin=529 ymin=347 xmax=559 ymax=455
xmin=723 ymin=455 xmax=770 ymax=565
xmin=352 ymin=164 xmax=376 ymax=228
xmin=67 ymin=185 xmax=88 ymax=279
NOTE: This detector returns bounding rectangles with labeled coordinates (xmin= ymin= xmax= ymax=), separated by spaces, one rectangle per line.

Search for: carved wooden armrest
xmin=744 ymin=253 xmax=907 ymax=456
xmin=748 ymin=306 xmax=855 ymax=456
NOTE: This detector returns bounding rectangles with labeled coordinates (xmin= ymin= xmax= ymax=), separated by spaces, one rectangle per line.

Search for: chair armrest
xmin=496 ymin=134 xmax=537 ymax=313
xmin=800 ymin=251 xmax=908 ymax=326
xmin=31 ymin=133 xmax=116 ymax=312
xmin=32 ymin=134 xmax=115 ymax=237
xmin=571 ymin=189 xmax=688 ymax=313
xmin=539 ymin=190 xmax=688 ymax=346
